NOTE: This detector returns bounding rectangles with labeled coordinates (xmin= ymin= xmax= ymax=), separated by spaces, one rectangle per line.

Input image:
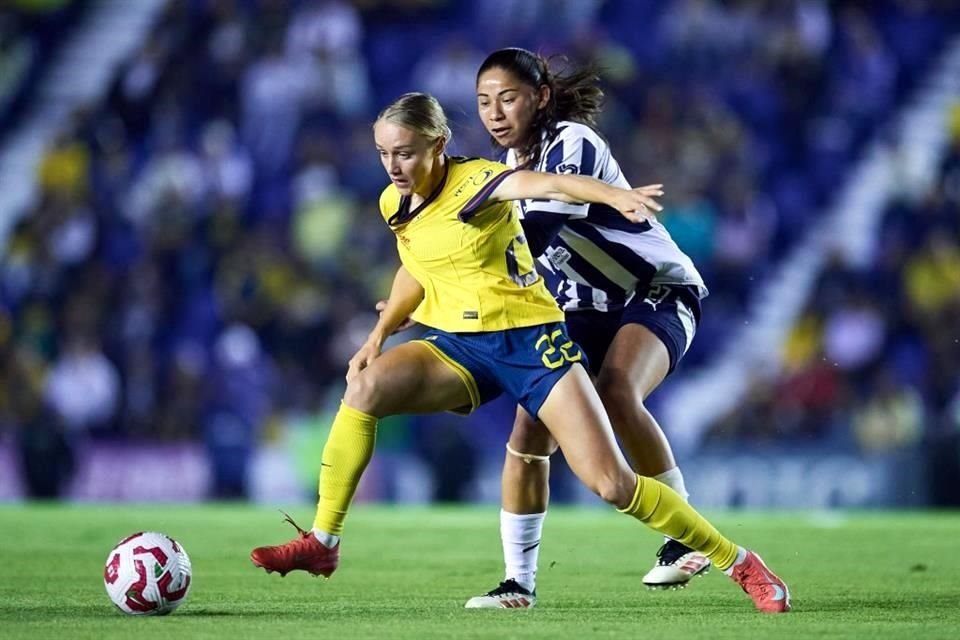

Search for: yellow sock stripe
xmin=412 ymin=340 xmax=481 ymax=411
xmin=617 ymin=475 xmax=644 ymax=514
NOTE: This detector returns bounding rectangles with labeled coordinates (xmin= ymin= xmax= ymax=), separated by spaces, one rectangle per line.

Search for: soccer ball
xmin=103 ymin=531 xmax=192 ymax=615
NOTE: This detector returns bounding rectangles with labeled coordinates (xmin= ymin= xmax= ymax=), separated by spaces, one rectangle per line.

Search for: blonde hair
xmin=376 ymin=92 xmax=452 ymax=150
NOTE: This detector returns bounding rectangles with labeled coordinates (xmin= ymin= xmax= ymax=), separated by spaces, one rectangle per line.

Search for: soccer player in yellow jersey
xmin=250 ymin=92 xmax=790 ymax=614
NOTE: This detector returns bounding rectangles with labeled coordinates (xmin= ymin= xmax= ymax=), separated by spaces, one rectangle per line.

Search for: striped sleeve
xmin=528 ymin=126 xmax=602 ymax=219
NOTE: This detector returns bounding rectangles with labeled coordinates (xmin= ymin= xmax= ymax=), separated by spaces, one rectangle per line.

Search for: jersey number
xmin=505 ymin=235 xmax=538 ymax=287
xmin=535 ymin=329 xmax=583 ymax=370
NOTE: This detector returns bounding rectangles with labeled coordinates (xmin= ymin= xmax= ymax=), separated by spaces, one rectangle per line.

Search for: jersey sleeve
xmin=456 ymin=160 xmax=517 ymax=222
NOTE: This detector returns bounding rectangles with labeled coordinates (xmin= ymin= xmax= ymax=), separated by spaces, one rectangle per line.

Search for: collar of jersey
xmin=505 ymin=123 xmax=569 ymax=169
xmin=387 ymin=158 xmax=450 ymax=227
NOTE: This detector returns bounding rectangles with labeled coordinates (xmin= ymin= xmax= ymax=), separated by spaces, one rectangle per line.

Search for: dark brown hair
xmin=477 ymin=48 xmax=604 ymax=168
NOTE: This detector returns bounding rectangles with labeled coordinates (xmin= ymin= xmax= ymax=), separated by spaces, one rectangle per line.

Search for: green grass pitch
xmin=1 ymin=505 xmax=959 ymax=639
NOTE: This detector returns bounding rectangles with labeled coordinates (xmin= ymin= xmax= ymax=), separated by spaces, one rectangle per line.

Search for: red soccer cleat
xmin=250 ymin=512 xmax=339 ymax=578
xmin=729 ymin=550 xmax=792 ymax=613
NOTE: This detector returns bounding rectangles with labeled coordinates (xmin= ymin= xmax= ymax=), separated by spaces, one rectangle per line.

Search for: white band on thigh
xmin=505 ymin=443 xmax=551 ymax=464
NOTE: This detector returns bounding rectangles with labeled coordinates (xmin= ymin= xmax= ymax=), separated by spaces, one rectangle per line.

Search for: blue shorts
xmin=415 ymin=322 xmax=589 ymax=419
xmin=565 ymin=284 xmax=701 ymax=376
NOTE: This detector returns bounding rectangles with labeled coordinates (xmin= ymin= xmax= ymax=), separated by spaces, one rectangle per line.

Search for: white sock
xmin=501 ymin=510 xmax=545 ymax=592
xmin=655 ymin=467 xmax=690 ymax=544
xmin=313 ymin=529 xmax=340 ymax=549
xmin=722 ymin=546 xmax=748 ymax=576
xmin=654 ymin=466 xmax=689 ymax=502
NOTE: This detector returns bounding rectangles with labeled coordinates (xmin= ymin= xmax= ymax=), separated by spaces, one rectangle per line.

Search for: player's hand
xmin=375 ymin=300 xmax=416 ymax=333
xmin=346 ymin=340 xmax=382 ymax=383
xmin=612 ymin=184 xmax=664 ymax=223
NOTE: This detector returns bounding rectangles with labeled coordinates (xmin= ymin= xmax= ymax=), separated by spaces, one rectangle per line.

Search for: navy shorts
xmin=565 ymin=284 xmax=701 ymax=376
xmin=415 ymin=322 xmax=589 ymax=419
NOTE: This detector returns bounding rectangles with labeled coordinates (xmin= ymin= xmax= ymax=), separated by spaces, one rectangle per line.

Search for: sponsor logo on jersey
xmin=546 ymin=246 xmax=572 ymax=269
xmin=454 ymin=169 xmax=495 ymax=197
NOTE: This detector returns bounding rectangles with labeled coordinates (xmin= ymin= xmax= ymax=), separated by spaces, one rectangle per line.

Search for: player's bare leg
xmin=536 ymin=365 xmax=640 ymax=505
xmin=468 ymin=367 xmax=633 ymax=610
xmin=469 ymin=326 xmax=705 ymax=608
xmin=252 ymin=342 xmax=472 ymax=578
xmin=464 ymin=410 xmax=555 ymax=608
xmin=596 ymin=324 xmax=710 ymax=589
xmin=537 ymin=365 xmax=790 ymax=613
xmin=501 ymin=410 xmax=556 ymax=515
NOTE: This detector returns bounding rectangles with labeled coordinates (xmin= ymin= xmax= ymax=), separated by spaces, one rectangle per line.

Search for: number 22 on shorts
xmin=535 ymin=329 xmax=583 ymax=370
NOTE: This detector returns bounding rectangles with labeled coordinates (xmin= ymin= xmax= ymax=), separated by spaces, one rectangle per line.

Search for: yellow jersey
xmin=379 ymin=157 xmax=563 ymax=333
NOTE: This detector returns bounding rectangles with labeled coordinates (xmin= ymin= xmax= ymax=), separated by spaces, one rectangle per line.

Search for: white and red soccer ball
xmin=103 ymin=531 xmax=192 ymax=615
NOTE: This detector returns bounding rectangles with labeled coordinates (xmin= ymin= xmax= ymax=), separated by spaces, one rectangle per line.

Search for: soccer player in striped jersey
xmin=251 ymin=92 xmax=790 ymax=614
xmin=465 ymin=48 xmax=711 ymax=608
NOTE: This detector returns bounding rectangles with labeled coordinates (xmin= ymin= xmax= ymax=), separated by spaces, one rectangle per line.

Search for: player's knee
xmin=509 ymin=419 xmax=557 ymax=457
xmin=343 ymin=370 xmax=385 ymax=414
xmin=595 ymin=372 xmax=644 ymax=417
xmin=591 ymin=471 xmax=634 ymax=507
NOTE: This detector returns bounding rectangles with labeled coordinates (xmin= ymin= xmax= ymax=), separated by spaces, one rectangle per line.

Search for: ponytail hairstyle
xmin=476 ymin=47 xmax=604 ymax=168
xmin=376 ymin=92 xmax=452 ymax=152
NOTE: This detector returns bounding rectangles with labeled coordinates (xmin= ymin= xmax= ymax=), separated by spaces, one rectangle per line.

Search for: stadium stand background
xmin=1 ymin=0 xmax=958 ymax=506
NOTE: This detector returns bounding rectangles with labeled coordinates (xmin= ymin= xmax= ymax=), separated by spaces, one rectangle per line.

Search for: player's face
xmin=477 ymin=68 xmax=548 ymax=149
xmin=374 ymin=120 xmax=441 ymax=195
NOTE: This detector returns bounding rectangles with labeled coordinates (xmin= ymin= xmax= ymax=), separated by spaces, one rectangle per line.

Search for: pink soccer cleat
xmin=729 ymin=550 xmax=791 ymax=613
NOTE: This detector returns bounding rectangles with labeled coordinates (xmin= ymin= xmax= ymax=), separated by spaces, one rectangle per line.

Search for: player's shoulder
xmin=553 ymin=120 xmax=608 ymax=149
xmin=449 ymin=155 xmax=506 ymax=174
xmin=446 ymin=155 xmax=510 ymax=188
xmin=444 ymin=156 xmax=513 ymax=220
xmin=379 ymin=183 xmax=401 ymax=217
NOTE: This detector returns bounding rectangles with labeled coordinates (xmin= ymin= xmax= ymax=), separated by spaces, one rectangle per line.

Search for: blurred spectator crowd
xmin=709 ymin=122 xmax=960 ymax=503
xmin=0 ymin=0 xmax=958 ymax=499
xmin=0 ymin=0 xmax=77 ymax=122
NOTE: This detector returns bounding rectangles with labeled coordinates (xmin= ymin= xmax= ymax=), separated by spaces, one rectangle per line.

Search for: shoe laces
xmin=655 ymin=539 xmax=695 ymax=566
xmin=280 ymin=510 xmax=311 ymax=538
xmin=487 ymin=579 xmax=532 ymax=597
xmin=272 ymin=511 xmax=316 ymax=555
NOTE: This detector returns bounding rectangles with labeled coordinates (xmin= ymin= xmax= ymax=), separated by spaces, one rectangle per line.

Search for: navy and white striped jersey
xmin=505 ymin=121 xmax=707 ymax=312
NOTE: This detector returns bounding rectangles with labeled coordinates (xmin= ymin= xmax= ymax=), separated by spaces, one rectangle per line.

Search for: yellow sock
xmin=313 ymin=402 xmax=378 ymax=536
xmin=618 ymin=474 xmax=739 ymax=570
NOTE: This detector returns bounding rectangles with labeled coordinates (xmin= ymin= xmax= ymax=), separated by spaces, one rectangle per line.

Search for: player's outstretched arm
xmin=490 ymin=171 xmax=664 ymax=223
xmin=347 ymin=266 xmax=424 ymax=381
